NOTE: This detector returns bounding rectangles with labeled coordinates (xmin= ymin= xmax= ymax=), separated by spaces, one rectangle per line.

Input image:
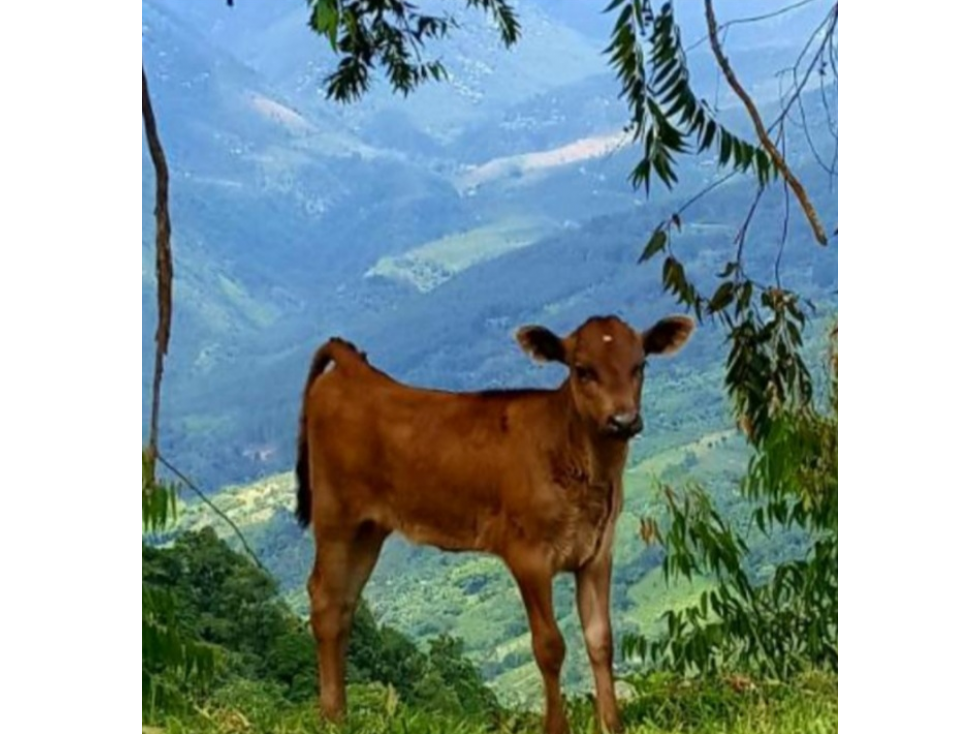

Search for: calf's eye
xmin=575 ymin=366 xmax=597 ymax=383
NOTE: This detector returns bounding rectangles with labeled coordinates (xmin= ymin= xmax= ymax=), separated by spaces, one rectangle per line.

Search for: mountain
xmin=142 ymin=0 xmax=475 ymax=469
xmin=141 ymin=0 xmax=623 ymax=483
xmin=150 ymin=0 xmax=608 ymax=141
xmin=143 ymin=0 xmax=837 ymax=487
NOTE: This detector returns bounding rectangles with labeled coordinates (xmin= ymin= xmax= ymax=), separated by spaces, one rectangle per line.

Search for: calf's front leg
xmin=576 ymin=554 xmax=622 ymax=733
xmin=513 ymin=567 xmax=569 ymax=734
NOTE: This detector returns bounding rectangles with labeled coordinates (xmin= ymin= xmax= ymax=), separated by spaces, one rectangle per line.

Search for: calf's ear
xmin=516 ymin=326 xmax=567 ymax=364
xmin=643 ymin=315 xmax=695 ymax=356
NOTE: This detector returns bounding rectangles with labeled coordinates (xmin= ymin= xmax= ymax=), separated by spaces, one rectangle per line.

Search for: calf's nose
xmin=608 ymin=411 xmax=643 ymax=436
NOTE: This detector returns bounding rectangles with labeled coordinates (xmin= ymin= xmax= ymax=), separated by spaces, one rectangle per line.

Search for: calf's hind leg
xmin=308 ymin=522 xmax=387 ymax=721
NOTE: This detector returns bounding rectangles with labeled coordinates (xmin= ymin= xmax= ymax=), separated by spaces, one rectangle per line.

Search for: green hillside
xmin=144 ymin=526 xmax=835 ymax=731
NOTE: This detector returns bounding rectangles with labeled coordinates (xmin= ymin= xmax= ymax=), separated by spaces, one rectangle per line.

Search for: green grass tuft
xmin=155 ymin=674 xmax=836 ymax=734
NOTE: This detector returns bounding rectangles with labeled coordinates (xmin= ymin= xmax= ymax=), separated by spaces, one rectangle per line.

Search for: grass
xmin=151 ymin=673 xmax=837 ymax=734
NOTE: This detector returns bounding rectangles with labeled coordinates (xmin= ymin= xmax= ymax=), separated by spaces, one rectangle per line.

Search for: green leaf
xmin=699 ymin=120 xmax=717 ymax=152
xmin=312 ymin=1 xmax=341 ymax=50
xmin=639 ymin=228 xmax=669 ymax=263
xmin=719 ymin=132 xmax=732 ymax=165
xmin=709 ymin=282 xmax=736 ymax=313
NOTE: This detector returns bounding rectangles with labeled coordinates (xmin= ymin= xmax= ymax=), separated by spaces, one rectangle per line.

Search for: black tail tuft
xmin=295 ymin=340 xmax=337 ymax=529
xmin=295 ymin=440 xmax=311 ymax=528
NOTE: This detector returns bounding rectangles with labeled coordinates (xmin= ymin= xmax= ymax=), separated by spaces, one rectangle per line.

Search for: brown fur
xmin=296 ymin=315 xmax=693 ymax=734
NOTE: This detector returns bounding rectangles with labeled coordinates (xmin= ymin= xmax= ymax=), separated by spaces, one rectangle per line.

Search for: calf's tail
xmin=295 ymin=341 xmax=336 ymax=528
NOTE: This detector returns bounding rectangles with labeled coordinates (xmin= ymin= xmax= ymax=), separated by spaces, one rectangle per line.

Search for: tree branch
xmin=687 ymin=0 xmax=820 ymax=53
xmin=704 ymin=0 xmax=828 ymax=246
xmin=142 ymin=66 xmax=174 ymax=458
xmin=157 ymin=453 xmax=267 ymax=573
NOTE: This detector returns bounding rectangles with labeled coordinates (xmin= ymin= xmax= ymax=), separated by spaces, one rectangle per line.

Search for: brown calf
xmin=295 ymin=314 xmax=694 ymax=734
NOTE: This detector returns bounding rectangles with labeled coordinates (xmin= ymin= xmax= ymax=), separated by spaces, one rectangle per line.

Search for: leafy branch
xmin=307 ymin=0 xmax=520 ymax=102
xmin=143 ymin=448 xmax=178 ymax=534
xmin=625 ymin=325 xmax=837 ymax=679
xmin=143 ymin=452 xmax=221 ymax=718
xmin=605 ymin=0 xmax=775 ymax=192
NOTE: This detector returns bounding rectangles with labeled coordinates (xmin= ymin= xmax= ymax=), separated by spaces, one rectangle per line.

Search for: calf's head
xmin=517 ymin=315 xmax=694 ymax=439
